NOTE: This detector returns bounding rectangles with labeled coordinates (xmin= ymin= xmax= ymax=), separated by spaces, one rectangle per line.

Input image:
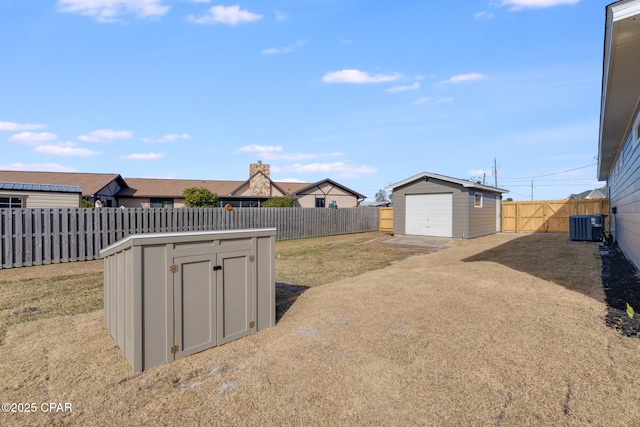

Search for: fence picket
xmin=0 ymin=207 xmax=379 ymax=269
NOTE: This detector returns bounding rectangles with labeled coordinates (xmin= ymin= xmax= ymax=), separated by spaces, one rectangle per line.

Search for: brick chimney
xmin=249 ymin=161 xmax=271 ymax=196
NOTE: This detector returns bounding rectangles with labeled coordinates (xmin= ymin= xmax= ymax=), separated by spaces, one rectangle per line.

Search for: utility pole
xmin=493 ymin=157 xmax=498 ymax=188
xmin=531 ymin=180 xmax=534 ymax=201
xmin=483 ymin=173 xmax=486 ymax=185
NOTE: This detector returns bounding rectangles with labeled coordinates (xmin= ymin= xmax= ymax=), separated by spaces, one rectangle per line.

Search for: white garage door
xmin=405 ymin=194 xmax=453 ymax=237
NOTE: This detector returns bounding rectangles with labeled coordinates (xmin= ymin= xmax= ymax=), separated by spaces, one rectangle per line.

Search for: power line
xmin=500 ymin=163 xmax=597 ymax=181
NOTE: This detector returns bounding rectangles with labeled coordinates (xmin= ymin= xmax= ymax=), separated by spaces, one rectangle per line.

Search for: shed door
xmin=173 ymin=254 xmax=218 ymax=359
xmin=405 ymin=194 xmax=453 ymax=237
xmin=217 ymin=250 xmax=253 ymax=345
xmin=172 ymin=250 xmax=253 ymax=359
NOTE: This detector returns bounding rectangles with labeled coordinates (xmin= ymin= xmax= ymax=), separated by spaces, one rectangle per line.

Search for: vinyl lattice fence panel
xmin=0 ymin=207 xmax=380 ymax=269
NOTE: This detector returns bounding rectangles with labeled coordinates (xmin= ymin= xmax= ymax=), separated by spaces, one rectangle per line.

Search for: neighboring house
xmin=385 ymin=172 xmax=509 ymax=238
xmin=0 ymin=171 xmax=128 ymax=207
xmin=291 ymin=179 xmax=366 ymax=208
xmin=598 ymin=0 xmax=640 ymax=269
xmin=567 ymin=187 xmax=606 ymax=200
xmin=0 ymin=163 xmax=366 ymax=209
xmin=0 ymin=182 xmax=82 ymax=208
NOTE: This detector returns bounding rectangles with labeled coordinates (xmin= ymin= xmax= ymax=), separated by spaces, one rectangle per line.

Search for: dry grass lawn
xmin=2 ymin=232 xmax=640 ymax=426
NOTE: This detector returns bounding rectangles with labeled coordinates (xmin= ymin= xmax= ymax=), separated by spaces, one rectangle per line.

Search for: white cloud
xmin=277 ymin=178 xmax=305 ymax=183
xmin=322 ymin=69 xmax=402 ymax=84
xmin=0 ymin=162 xmax=76 ymax=172
xmin=238 ymin=144 xmax=283 ymax=153
xmin=286 ymin=162 xmax=378 ymax=178
xmin=502 ymin=0 xmax=579 ymax=10
xmin=468 ymin=169 xmax=493 ymax=177
xmin=262 ymin=40 xmax=305 ymax=55
xmin=443 ymin=73 xmax=486 ymax=84
xmin=385 ymin=82 xmax=420 ymax=93
xmin=79 ymin=129 xmax=133 ymax=142
xmin=238 ymin=145 xmax=344 ymax=161
xmin=141 ymin=133 xmax=190 ymax=143
xmin=57 ymin=0 xmax=170 ymax=22
xmin=189 ymin=5 xmax=263 ymax=25
xmin=274 ymin=10 xmax=287 ymax=21
xmin=474 ymin=11 xmax=494 ymax=19
xmin=267 ymin=152 xmax=344 ymax=161
xmin=9 ymin=132 xmax=58 ymax=145
xmin=412 ymin=96 xmax=454 ymax=106
xmin=0 ymin=121 xmax=46 ymax=131
xmin=121 ymin=152 xmax=163 ymax=160
xmin=34 ymin=143 xmax=100 ymax=157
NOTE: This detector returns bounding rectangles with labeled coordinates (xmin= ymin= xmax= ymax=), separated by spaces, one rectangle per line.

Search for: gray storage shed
xmin=386 ymin=172 xmax=509 ymax=239
xmin=100 ymin=228 xmax=276 ymax=373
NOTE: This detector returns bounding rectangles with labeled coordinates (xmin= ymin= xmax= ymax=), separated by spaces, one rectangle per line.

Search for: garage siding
xmin=468 ymin=192 xmax=499 ymax=238
xmin=392 ymin=179 xmax=468 ymax=238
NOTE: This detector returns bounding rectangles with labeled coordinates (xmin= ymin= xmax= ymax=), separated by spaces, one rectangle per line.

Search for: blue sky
xmin=1 ymin=0 xmax=609 ymax=201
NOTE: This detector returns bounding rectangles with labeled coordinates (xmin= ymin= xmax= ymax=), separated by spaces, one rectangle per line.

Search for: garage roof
xmin=385 ymin=172 xmax=509 ymax=194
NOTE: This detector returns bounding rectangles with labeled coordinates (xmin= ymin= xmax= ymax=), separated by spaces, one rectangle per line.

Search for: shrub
xmin=183 ymin=187 xmax=219 ymax=207
xmin=262 ymin=196 xmax=297 ymax=208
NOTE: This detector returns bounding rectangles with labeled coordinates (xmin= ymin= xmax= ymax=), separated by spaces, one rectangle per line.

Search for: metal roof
xmin=0 ymin=181 xmax=82 ymax=193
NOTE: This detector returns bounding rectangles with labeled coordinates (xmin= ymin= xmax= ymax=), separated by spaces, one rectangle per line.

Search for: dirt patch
xmin=2 ymin=233 xmax=640 ymax=425
xmin=600 ymin=243 xmax=640 ymax=337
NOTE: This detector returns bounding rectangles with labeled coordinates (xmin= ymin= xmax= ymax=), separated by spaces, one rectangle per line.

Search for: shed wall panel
xmin=142 ymin=244 xmax=169 ymax=371
xmin=256 ymin=235 xmax=275 ymax=330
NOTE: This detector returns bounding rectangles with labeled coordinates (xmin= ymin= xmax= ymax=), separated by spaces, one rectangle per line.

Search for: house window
xmin=474 ymin=193 xmax=483 ymax=208
xmin=315 ymin=197 xmax=326 ymax=208
xmin=0 ymin=196 xmax=24 ymax=208
xmin=150 ymin=199 xmax=174 ymax=208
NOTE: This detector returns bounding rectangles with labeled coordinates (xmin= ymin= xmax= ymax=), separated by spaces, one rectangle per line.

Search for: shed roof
xmin=385 ymin=172 xmax=509 ymax=194
xmin=598 ymin=0 xmax=640 ymax=180
xmin=0 ymin=181 xmax=82 ymax=193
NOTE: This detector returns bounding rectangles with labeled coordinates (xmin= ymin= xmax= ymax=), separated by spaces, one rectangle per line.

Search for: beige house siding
xmin=0 ymin=190 xmax=81 ymax=208
xmin=296 ymin=182 xmax=359 ymax=208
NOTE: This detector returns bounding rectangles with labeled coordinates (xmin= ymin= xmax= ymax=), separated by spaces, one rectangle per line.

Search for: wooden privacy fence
xmin=379 ymin=207 xmax=393 ymax=232
xmin=502 ymin=199 xmax=609 ymax=233
xmin=0 ymin=207 xmax=379 ymax=269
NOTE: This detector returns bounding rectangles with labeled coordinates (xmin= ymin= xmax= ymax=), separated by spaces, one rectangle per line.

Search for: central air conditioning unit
xmin=569 ymin=215 xmax=605 ymax=242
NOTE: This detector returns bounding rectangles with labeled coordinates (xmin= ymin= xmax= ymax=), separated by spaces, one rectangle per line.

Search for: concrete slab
xmin=383 ymin=235 xmax=453 ymax=248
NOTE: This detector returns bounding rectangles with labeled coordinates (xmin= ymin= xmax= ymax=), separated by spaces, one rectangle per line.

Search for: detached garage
xmin=386 ymin=172 xmax=508 ymax=239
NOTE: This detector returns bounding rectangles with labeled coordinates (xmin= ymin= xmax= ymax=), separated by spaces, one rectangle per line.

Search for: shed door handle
xmin=213 ymin=265 xmax=222 ymax=271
